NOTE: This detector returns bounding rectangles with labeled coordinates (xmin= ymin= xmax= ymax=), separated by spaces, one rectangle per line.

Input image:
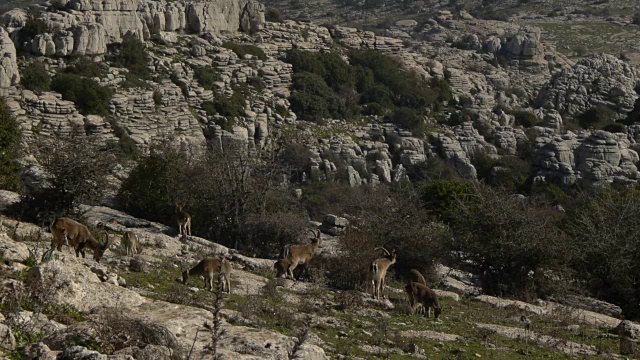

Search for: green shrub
xmin=64 ymin=57 xmax=106 ymax=78
xmin=513 ymin=110 xmax=541 ymax=128
xmin=0 ymin=97 xmax=22 ymax=191
xmin=120 ymin=73 xmax=150 ymax=89
xmin=289 ymin=72 xmax=344 ymax=122
xmin=201 ymin=87 xmax=247 ymax=131
xmin=577 ymin=105 xmax=616 ymax=129
xmin=222 ymin=42 xmax=267 ymax=61
xmin=265 ymin=8 xmax=283 ymax=22
xmin=450 ymin=187 xmax=573 ymax=299
xmin=113 ymin=36 xmax=150 ymax=79
xmin=562 ymin=189 xmax=640 ymax=318
xmin=386 ymin=107 xmax=425 ymax=134
xmin=602 ymin=122 xmax=626 ymax=133
xmin=192 ymin=65 xmax=221 ymax=90
xmin=21 ymin=62 xmax=51 ymax=93
xmin=418 ymin=178 xmax=475 ymax=220
xmin=51 ymin=73 xmax=113 ymax=115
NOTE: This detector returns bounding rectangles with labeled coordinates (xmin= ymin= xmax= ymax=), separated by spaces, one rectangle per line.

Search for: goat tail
xmin=370 ymin=261 xmax=379 ymax=275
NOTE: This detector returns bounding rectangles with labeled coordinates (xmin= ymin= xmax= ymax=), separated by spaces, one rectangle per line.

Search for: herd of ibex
xmin=47 ymin=204 xmax=440 ymax=318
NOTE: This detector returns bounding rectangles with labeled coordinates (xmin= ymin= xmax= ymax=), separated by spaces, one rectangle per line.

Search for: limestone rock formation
xmin=536 ymin=54 xmax=639 ymax=118
xmin=532 ymin=130 xmax=640 ymax=187
xmin=0 ymin=27 xmax=20 ymax=87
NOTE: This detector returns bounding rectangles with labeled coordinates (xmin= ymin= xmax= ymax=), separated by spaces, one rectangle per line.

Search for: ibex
xmin=175 ymin=204 xmax=191 ymax=237
xmin=406 ymin=269 xmax=427 ymax=314
xmin=122 ymin=231 xmax=142 ymax=256
xmin=368 ymin=247 xmax=397 ymax=300
xmin=281 ymin=229 xmax=322 ymax=281
xmin=182 ymin=257 xmax=232 ymax=293
xmin=405 ymin=282 xmax=442 ymax=320
xmin=50 ymin=217 xmax=110 ymax=262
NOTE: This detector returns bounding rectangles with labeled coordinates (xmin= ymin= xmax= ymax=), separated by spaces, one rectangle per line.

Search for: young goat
xmin=175 ymin=204 xmax=192 ymax=237
xmin=281 ymin=229 xmax=322 ymax=281
xmin=405 ymin=282 xmax=442 ymax=320
xmin=406 ymin=269 xmax=428 ymax=314
xmin=122 ymin=231 xmax=142 ymax=256
xmin=368 ymin=247 xmax=397 ymax=300
xmin=182 ymin=257 xmax=232 ymax=293
xmin=50 ymin=217 xmax=110 ymax=262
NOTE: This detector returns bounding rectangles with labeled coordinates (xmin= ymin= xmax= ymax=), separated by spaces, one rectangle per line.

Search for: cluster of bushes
xmin=110 ymin=36 xmax=150 ymax=85
xmin=201 ymin=85 xmax=250 ymax=131
xmin=19 ymin=7 xmax=48 ymax=44
xmin=284 ymin=48 xmax=452 ymax=132
xmin=117 ymin=144 xmax=303 ymax=257
xmin=192 ymin=65 xmax=221 ymax=90
xmin=21 ymin=61 xmax=51 ymax=93
xmin=51 ymin=73 xmax=113 ymax=116
xmin=0 ymin=97 xmax=22 ymax=192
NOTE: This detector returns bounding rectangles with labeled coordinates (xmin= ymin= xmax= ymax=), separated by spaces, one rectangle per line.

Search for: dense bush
xmin=265 ymin=8 xmax=283 ymax=22
xmin=0 ymin=97 xmax=22 ymax=191
xmin=113 ymin=36 xmax=150 ymax=79
xmin=450 ymin=187 xmax=573 ymax=298
xmin=325 ymin=186 xmax=449 ymax=289
xmin=118 ymin=145 xmax=298 ymax=252
xmin=201 ymin=86 xmax=248 ymax=131
xmin=192 ymin=65 xmax=221 ymax=90
xmin=513 ymin=110 xmax=541 ymax=128
xmin=51 ymin=74 xmax=113 ymax=115
xmin=64 ymin=57 xmax=106 ymax=78
xmin=602 ymin=122 xmax=626 ymax=133
xmin=418 ymin=178 xmax=475 ymax=220
xmin=16 ymin=134 xmax=116 ymax=221
xmin=289 ymin=72 xmax=344 ymax=122
xmin=562 ymin=189 xmax=640 ymax=318
xmin=283 ymin=48 xmax=452 ymax=127
xmin=21 ymin=62 xmax=51 ymax=93
xmin=576 ymin=105 xmax=616 ymax=129
xmin=222 ymin=42 xmax=267 ymax=61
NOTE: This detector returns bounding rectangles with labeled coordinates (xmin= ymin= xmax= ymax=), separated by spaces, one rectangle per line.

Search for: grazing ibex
xmin=175 ymin=204 xmax=191 ymax=237
xmin=368 ymin=247 xmax=397 ymax=300
xmin=50 ymin=217 xmax=110 ymax=262
xmin=182 ymin=257 xmax=232 ymax=293
xmin=281 ymin=229 xmax=322 ymax=281
xmin=405 ymin=282 xmax=442 ymax=320
xmin=122 ymin=231 xmax=142 ymax=256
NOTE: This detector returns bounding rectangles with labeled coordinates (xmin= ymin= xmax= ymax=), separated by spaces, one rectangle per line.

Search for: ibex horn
xmin=373 ymin=247 xmax=391 ymax=256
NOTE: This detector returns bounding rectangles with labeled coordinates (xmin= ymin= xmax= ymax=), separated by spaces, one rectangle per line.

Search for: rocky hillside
xmin=0 ymin=194 xmax=638 ymax=359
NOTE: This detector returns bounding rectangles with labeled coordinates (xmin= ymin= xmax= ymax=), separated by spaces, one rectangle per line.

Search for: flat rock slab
xmin=399 ymin=330 xmax=462 ymax=342
xmin=476 ymin=323 xmax=597 ymax=356
xmin=474 ymin=295 xmax=547 ymax=315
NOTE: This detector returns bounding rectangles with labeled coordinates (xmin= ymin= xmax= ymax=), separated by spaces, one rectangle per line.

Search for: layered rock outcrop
xmin=5 ymin=0 xmax=265 ymax=56
xmin=535 ymin=54 xmax=639 ymax=118
xmin=533 ymin=130 xmax=640 ymax=187
xmin=0 ymin=27 xmax=19 ymax=87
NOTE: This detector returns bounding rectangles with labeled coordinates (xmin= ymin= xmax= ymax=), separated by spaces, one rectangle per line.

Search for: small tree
xmin=449 ymin=186 xmax=573 ymax=299
xmin=0 ymin=97 xmax=22 ymax=191
xmin=21 ymin=62 xmax=51 ymax=93
xmin=19 ymin=133 xmax=116 ymax=221
xmin=577 ymin=105 xmax=616 ymax=129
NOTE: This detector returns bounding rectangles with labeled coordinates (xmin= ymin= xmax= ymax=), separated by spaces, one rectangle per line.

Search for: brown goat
xmin=368 ymin=247 xmax=397 ymax=299
xmin=182 ymin=257 xmax=231 ymax=293
xmin=50 ymin=217 xmax=110 ymax=262
xmin=281 ymin=229 xmax=322 ymax=281
xmin=405 ymin=282 xmax=442 ymax=320
xmin=406 ymin=269 xmax=428 ymax=314
xmin=122 ymin=231 xmax=142 ymax=256
xmin=274 ymin=258 xmax=307 ymax=279
xmin=175 ymin=204 xmax=191 ymax=237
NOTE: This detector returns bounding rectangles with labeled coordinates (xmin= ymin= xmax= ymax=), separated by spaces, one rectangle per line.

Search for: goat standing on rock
xmin=368 ymin=247 xmax=397 ymax=300
xmin=280 ymin=229 xmax=322 ymax=281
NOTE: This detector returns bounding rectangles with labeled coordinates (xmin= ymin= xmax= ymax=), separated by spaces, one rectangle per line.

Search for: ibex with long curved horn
xmin=50 ymin=217 xmax=110 ymax=262
xmin=368 ymin=247 xmax=397 ymax=300
xmin=281 ymin=229 xmax=322 ymax=281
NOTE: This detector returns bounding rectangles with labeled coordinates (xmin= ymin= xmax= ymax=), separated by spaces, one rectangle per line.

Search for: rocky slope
xmin=0 ymin=194 xmax=638 ymax=359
